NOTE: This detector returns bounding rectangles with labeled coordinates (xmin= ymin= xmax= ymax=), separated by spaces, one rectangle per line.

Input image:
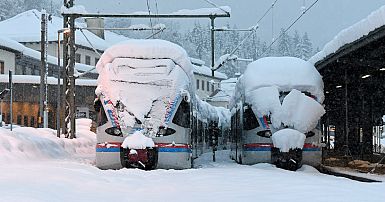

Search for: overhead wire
xmin=261 ymin=0 xmax=319 ymax=56
xmin=212 ymin=0 xmax=280 ymax=71
xmin=76 ymin=29 xmax=103 ymax=77
xmin=146 ymin=0 xmax=154 ymax=35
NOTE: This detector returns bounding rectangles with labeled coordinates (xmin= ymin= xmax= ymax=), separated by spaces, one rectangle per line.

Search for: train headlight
xmin=256 ymin=130 xmax=272 ymax=138
xmin=105 ymin=126 xmax=123 ymax=136
xmin=156 ymin=126 xmax=176 ymax=137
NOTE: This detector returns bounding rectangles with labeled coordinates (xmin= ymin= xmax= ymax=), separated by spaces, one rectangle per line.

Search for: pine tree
xmin=300 ymin=32 xmax=313 ymax=60
xmin=276 ymin=28 xmax=292 ymax=56
xmin=292 ymin=30 xmax=302 ymax=58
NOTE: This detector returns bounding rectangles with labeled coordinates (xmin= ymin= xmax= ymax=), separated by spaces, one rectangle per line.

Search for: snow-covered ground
xmin=0 ymin=123 xmax=384 ymax=202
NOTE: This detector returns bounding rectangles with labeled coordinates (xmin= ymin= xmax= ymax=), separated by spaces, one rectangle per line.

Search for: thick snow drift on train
xmin=95 ymin=39 xmax=229 ymax=136
xmin=234 ymin=57 xmax=325 ymax=132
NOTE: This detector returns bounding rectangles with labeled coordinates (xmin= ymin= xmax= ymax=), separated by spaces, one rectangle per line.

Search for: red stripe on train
xmin=243 ymin=143 xmax=320 ymax=149
xmin=96 ymin=142 xmax=190 ymax=149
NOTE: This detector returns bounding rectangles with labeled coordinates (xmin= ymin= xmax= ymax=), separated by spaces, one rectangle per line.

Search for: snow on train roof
xmin=96 ymin=40 xmax=229 ymax=129
xmin=241 ymin=57 xmax=324 ymax=102
xmin=96 ymin=39 xmax=195 ymax=79
xmin=309 ymin=5 xmax=385 ymax=64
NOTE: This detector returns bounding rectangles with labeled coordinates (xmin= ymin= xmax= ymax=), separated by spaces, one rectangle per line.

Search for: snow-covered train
xmin=94 ymin=39 xmax=229 ymax=170
xmin=230 ymin=57 xmax=325 ymax=170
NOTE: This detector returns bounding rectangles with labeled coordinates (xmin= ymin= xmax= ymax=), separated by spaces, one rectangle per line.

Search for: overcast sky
xmin=76 ymin=0 xmax=385 ymax=49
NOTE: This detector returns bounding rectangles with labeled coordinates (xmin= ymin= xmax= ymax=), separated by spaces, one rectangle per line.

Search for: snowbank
xmin=0 ymin=123 xmax=95 ymax=163
xmin=309 ymin=5 xmax=385 ymax=64
xmin=121 ymin=130 xmax=155 ymax=149
xmin=272 ymin=129 xmax=306 ymax=152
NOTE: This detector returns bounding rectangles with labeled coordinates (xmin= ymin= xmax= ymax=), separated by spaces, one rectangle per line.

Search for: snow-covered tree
xmin=276 ymin=28 xmax=292 ymax=56
xmin=299 ymin=32 xmax=313 ymax=60
xmin=292 ymin=30 xmax=302 ymax=58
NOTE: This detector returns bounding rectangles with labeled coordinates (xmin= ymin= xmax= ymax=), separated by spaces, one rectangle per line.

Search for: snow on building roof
xmin=192 ymin=63 xmax=227 ymax=80
xmin=0 ymin=36 xmax=96 ymax=74
xmin=209 ymin=77 xmax=237 ymax=102
xmin=309 ymin=5 xmax=385 ymax=64
xmin=190 ymin=57 xmax=227 ymax=80
xmin=0 ymin=74 xmax=96 ymax=86
xmin=0 ymin=9 xmax=129 ymax=51
xmin=241 ymin=57 xmax=324 ymax=102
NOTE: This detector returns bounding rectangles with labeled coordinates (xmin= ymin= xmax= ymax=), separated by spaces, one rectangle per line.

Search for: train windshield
xmin=172 ymin=99 xmax=190 ymax=128
xmin=96 ymin=57 xmax=191 ymax=132
xmin=243 ymin=105 xmax=259 ymax=130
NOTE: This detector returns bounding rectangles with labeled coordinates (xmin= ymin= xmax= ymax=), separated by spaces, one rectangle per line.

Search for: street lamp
xmin=57 ymin=28 xmax=70 ymax=137
xmin=0 ymin=88 xmax=10 ymax=127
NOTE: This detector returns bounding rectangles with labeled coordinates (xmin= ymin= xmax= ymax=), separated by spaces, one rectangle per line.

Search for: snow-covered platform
xmin=1 ymin=126 xmax=385 ymax=201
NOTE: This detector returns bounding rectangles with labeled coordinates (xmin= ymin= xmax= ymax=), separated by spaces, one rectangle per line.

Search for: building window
xmin=17 ymin=115 xmax=22 ymax=125
xmin=23 ymin=116 xmax=28 ymax=126
xmin=30 ymin=116 xmax=35 ymax=127
xmin=85 ymin=55 xmax=91 ymax=65
xmin=15 ymin=65 xmax=23 ymax=75
xmin=75 ymin=53 xmax=81 ymax=63
xmin=25 ymin=66 xmax=32 ymax=75
xmin=0 ymin=61 xmax=4 ymax=74
xmin=212 ymin=84 xmax=214 ymax=92
xmin=95 ymin=58 xmax=99 ymax=65
xmin=207 ymin=81 xmax=210 ymax=92
xmin=33 ymin=66 xmax=39 ymax=75
xmin=201 ymin=80 xmax=205 ymax=91
xmin=196 ymin=79 xmax=199 ymax=89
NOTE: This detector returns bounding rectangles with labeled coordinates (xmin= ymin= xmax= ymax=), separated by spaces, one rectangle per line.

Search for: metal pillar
xmin=210 ymin=17 xmax=215 ymax=77
xmin=8 ymin=71 xmax=12 ymax=131
xmin=62 ymin=0 xmax=76 ymax=138
xmin=40 ymin=12 xmax=46 ymax=128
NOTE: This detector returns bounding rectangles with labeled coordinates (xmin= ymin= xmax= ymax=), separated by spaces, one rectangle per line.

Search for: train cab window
xmin=243 ymin=106 xmax=259 ymax=130
xmin=172 ymin=100 xmax=190 ymax=128
xmin=94 ymin=99 xmax=108 ymax=126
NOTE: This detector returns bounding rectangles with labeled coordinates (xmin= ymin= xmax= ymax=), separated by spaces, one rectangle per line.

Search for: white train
xmin=230 ymin=57 xmax=325 ymax=170
xmin=94 ymin=39 xmax=229 ymax=170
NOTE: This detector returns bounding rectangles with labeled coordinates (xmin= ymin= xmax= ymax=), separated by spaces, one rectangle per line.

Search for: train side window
xmin=172 ymin=100 xmax=190 ymax=128
xmin=243 ymin=107 xmax=259 ymax=130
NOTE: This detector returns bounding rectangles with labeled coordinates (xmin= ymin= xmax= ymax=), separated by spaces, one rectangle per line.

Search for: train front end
xmin=94 ymin=39 xmax=194 ymax=170
xmin=236 ymin=57 xmax=325 ymax=170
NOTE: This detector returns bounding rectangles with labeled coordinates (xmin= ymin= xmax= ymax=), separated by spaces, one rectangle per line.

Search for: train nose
xmin=271 ymin=147 xmax=303 ymax=171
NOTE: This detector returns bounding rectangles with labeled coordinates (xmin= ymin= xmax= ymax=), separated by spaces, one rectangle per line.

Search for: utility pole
xmin=40 ymin=11 xmax=47 ymax=128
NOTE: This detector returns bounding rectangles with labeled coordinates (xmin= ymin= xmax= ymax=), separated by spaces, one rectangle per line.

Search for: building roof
xmin=209 ymin=77 xmax=237 ymax=102
xmin=0 ymin=36 xmax=95 ymax=73
xmin=0 ymin=9 xmax=129 ymax=51
xmin=309 ymin=5 xmax=385 ymax=67
xmin=190 ymin=58 xmax=228 ymax=80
